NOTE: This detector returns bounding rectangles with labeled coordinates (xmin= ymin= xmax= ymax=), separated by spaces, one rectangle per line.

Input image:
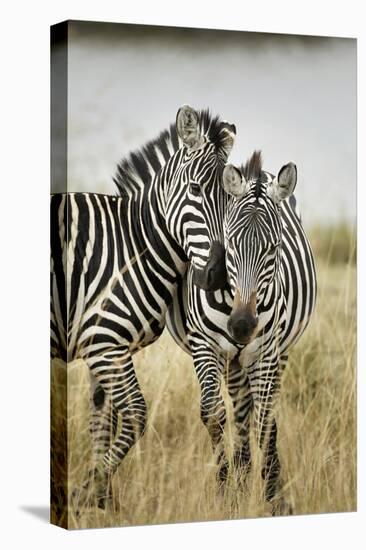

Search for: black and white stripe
xmin=51 ymin=107 xmax=236 ymax=508
xmin=166 ymin=151 xmax=316 ymax=512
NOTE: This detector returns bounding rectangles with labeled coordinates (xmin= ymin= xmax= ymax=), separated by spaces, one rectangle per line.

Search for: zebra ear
xmin=176 ymin=105 xmax=204 ymax=150
xmin=218 ymin=122 xmax=236 ymax=158
xmin=267 ymin=162 xmax=297 ymax=203
xmin=222 ymin=164 xmax=248 ymax=198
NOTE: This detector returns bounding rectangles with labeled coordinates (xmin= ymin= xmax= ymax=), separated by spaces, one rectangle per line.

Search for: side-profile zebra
xmin=166 ymin=151 xmax=316 ymax=514
xmin=51 ymin=106 xmax=236 ymax=510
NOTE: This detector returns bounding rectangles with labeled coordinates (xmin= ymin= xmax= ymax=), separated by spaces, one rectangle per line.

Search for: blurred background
xmin=61 ymin=21 xmax=356 ymax=228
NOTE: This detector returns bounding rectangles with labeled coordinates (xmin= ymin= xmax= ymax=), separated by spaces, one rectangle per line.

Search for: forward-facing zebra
xmin=51 ymin=106 xmax=236 ymax=510
xmin=167 ymin=151 xmax=316 ymax=514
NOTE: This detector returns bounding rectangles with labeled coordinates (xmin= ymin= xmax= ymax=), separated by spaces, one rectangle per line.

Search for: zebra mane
xmin=113 ymin=109 xmax=224 ymax=199
xmin=241 ymin=150 xmax=263 ymax=182
xmin=241 ymin=150 xmax=264 ymax=201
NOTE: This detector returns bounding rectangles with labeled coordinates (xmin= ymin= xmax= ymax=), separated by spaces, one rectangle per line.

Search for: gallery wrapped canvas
xmin=50 ymin=20 xmax=356 ymax=529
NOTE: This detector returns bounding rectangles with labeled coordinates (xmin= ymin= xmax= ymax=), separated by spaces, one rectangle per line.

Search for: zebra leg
xmin=88 ymin=377 xmax=118 ymax=509
xmin=226 ymin=357 xmax=253 ymax=481
xmin=248 ymin=363 xmax=288 ymax=512
xmin=82 ymin=347 xmax=147 ymax=506
xmin=189 ymin=335 xmax=228 ymax=484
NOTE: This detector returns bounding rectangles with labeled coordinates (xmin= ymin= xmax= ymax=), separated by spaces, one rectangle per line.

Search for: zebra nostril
xmin=228 ymin=312 xmax=258 ymax=343
xmin=237 ymin=319 xmax=251 ymax=336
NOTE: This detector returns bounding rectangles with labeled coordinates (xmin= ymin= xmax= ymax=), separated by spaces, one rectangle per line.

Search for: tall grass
xmin=51 ymin=224 xmax=356 ymax=529
xmin=309 ymin=222 xmax=356 ymax=265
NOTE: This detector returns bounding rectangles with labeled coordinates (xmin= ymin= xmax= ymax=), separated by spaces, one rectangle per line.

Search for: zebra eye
xmin=189 ymin=182 xmax=201 ymax=196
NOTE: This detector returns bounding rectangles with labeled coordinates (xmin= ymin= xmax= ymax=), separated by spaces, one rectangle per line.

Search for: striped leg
xmin=248 ymin=359 xmax=287 ymax=513
xmin=88 ymin=377 xmax=118 ymax=508
xmin=189 ymin=334 xmax=228 ymax=484
xmin=84 ymin=347 xmax=147 ymax=504
xmin=226 ymin=357 xmax=253 ymax=480
xmin=90 ymin=377 xmax=119 ymax=462
xmin=269 ymin=353 xmax=292 ymax=515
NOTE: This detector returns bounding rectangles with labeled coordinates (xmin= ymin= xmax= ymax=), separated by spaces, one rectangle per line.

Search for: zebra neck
xmin=126 ymin=182 xmax=187 ymax=278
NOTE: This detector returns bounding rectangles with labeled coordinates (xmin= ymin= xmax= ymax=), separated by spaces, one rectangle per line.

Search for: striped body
xmin=51 ymin=192 xmax=187 ymax=362
xmin=50 ymin=109 xmax=236 ymax=509
xmin=166 ymin=159 xmax=316 ymax=511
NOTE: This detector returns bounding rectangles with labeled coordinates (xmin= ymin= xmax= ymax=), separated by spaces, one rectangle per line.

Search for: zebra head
xmin=166 ymin=105 xmax=236 ymax=290
xmin=222 ymin=151 xmax=297 ymax=345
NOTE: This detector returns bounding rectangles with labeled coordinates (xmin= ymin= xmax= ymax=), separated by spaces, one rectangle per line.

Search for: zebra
xmin=166 ymin=151 xmax=316 ymax=514
xmin=50 ymin=105 xmax=236 ymax=511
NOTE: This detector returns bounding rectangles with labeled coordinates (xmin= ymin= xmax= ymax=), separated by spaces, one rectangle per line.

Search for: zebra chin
xmin=191 ymin=240 xmax=227 ymax=291
xmin=227 ymin=313 xmax=258 ymax=345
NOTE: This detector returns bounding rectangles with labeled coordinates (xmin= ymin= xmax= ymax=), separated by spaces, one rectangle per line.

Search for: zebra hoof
xmin=96 ymin=485 xmax=114 ymax=511
xmin=71 ymin=467 xmax=110 ymax=513
xmin=271 ymin=498 xmax=293 ymax=516
xmin=70 ymin=486 xmax=90 ymax=514
xmin=90 ymin=467 xmax=113 ymax=505
xmin=217 ymin=461 xmax=230 ymax=487
xmin=233 ymin=453 xmax=252 ymax=489
xmin=97 ymin=494 xmax=111 ymax=511
xmin=236 ymin=472 xmax=251 ymax=494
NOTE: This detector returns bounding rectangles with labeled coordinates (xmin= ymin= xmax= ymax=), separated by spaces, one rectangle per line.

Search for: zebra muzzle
xmin=228 ymin=291 xmax=258 ymax=345
xmin=191 ymin=241 xmax=227 ymax=291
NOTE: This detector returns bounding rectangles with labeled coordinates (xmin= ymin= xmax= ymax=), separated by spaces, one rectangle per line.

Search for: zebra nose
xmin=191 ymin=241 xmax=226 ymax=291
xmin=227 ymin=311 xmax=258 ymax=345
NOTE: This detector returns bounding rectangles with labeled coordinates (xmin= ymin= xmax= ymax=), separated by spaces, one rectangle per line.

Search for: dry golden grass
xmin=51 ymin=228 xmax=356 ymax=529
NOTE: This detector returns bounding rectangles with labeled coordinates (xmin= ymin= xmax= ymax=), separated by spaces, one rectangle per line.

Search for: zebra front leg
xmin=226 ymin=356 xmax=253 ymax=483
xmin=248 ymin=361 xmax=289 ymax=513
xmin=82 ymin=348 xmax=147 ymax=508
xmin=71 ymin=382 xmax=118 ymax=513
xmin=189 ymin=335 xmax=228 ymax=485
xmin=88 ymin=378 xmax=118 ymax=509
